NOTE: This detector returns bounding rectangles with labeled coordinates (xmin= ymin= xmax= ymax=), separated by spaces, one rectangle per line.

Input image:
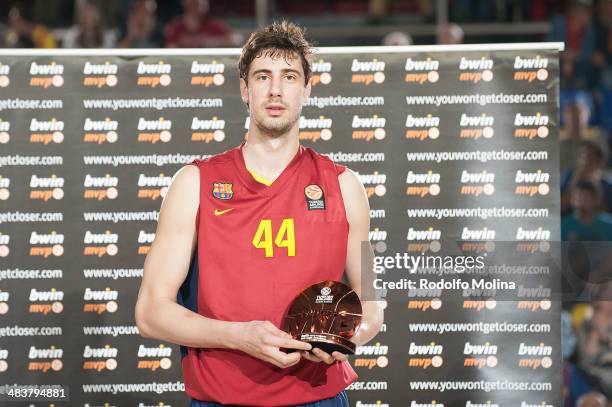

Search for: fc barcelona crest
xmin=212 ymin=182 xmax=233 ymax=200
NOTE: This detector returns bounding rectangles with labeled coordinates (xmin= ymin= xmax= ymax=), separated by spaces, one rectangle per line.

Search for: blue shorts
xmin=189 ymin=390 xmax=349 ymax=407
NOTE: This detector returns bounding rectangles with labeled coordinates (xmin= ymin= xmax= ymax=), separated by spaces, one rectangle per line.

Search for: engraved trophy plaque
xmin=282 ymin=280 xmax=362 ymax=354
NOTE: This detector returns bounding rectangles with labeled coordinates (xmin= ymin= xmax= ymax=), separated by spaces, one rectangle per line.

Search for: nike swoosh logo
xmin=214 ymin=208 xmax=234 ymax=216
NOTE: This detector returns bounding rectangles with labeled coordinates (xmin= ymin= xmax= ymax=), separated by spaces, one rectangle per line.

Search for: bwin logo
xmin=517 ymin=285 xmax=551 ymax=298
xmin=460 ymin=114 xmax=494 ymax=127
xmin=406 ymin=171 xmax=440 ymax=184
xmin=461 ymin=227 xmax=496 ymax=240
xmin=407 ymin=288 xmax=442 ymax=298
xmin=138 ymin=231 xmax=155 ymax=244
xmin=460 ymin=171 xmax=495 ymax=184
xmin=83 ymin=62 xmax=118 ymax=75
xmin=137 ymin=344 xmax=172 ymax=358
xmin=137 ymin=61 xmax=171 ymax=75
xmin=406 ymin=114 xmax=440 ymax=127
xmin=459 ymin=57 xmax=494 ymax=70
xmin=514 ymin=113 xmax=549 ymax=126
xmin=29 ymin=346 xmax=63 ymax=359
xmin=515 ymin=170 xmax=550 ymax=183
xmin=405 ymin=58 xmax=439 ymax=71
xmin=191 ymin=61 xmax=225 ymax=74
xmin=30 ymin=62 xmax=64 ymax=75
xmin=191 ymin=117 xmax=225 ymax=130
xmin=355 ymin=342 xmax=388 ymax=356
xmin=351 ymin=59 xmax=385 ymax=72
xmin=83 ymin=345 xmax=118 ymax=358
xmin=407 ymin=228 xmax=441 ymax=241
xmin=84 ymin=118 xmax=118 ymax=131
xmin=357 ymin=172 xmax=386 ymax=185
xmin=352 ymin=115 xmax=386 ymax=128
xmin=369 ymin=228 xmax=387 ymax=241
xmin=30 ymin=118 xmax=64 ymax=132
xmin=84 ymin=174 xmax=118 ymax=188
xmin=138 ymin=174 xmax=171 ymax=187
xmin=515 ymin=227 xmax=551 ymax=241
xmin=30 ymin=175 xmax=64 ymax=188
xmin=518 ymin=343 xmax=552 ymax=356
xmin=29 ymin=288 xmax=64 ymax=302
xmin=514 ymin=56 xmax=548 ymax=69
xmin=300 ymin=116 xmax=332 ymax=129
xmin=463 ymin=342 xmax=498 ymax=355
xmin=30 ymin=231 xmax=64 ymax=245
xmin=84 ymin=231 xmax=119 ymax=244
xmin=83 ymin=288 xmax=119 ymax=301
xmin=409 ymin=342 xmax=443 ymax=355
xmin=138 ymin=118 xmax=172 ymax=131
xmin=312 ymin=61 xmax=332 ymax=72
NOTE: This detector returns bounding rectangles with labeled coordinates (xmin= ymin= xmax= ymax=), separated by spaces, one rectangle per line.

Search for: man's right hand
xmin=235 ymin=320 xmax=312 ymax=368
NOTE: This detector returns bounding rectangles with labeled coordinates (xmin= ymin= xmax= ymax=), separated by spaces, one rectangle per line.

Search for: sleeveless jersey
xmin=178 ymin=141 xmax=358 ymax=406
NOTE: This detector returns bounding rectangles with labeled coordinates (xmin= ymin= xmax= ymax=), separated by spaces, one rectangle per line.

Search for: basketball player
xmin=135 ymin=21 xmax=384 ymax=406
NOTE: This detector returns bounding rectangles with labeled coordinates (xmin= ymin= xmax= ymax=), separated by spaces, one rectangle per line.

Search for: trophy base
xmin=298 ymin=333 xmax=356 ymax=355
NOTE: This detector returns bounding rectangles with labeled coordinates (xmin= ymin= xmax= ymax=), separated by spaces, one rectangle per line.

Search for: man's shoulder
xmin=191 ymin=146 xmax=237 ymax=167
xmin=304 ymin=146 xmax=346 ymax=176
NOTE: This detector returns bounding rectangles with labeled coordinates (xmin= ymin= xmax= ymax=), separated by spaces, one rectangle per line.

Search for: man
xmin=135 ymin=21 xmax=384 ymax=406
xmin=164 ymin=0 xmax=242 ymax=48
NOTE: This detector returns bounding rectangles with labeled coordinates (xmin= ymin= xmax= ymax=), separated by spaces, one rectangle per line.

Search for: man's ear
xmin=239 ymin=78 xmax=249 ymax=106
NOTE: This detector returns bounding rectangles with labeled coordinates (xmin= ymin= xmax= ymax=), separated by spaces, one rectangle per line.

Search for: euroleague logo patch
xmin=212 ymin=182 xmax=233 ymax=200
xmin=305 ymin=184 xmax=325 ymax=210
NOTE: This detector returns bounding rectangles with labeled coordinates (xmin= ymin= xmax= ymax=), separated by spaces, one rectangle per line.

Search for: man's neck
xmin=242 ymin=129 xmax=300 ymax=183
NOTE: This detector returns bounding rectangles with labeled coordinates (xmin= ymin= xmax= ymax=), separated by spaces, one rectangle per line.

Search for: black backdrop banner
xmin=0 ymin=43 xmax=563 ymax=406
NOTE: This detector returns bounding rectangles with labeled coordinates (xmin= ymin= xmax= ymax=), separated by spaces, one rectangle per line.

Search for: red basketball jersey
xmin=179 ymin=141 xmax=358 ymax=405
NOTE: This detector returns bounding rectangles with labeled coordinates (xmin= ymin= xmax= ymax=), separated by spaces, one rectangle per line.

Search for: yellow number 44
xmin=252 ymin=218 xmax=295 ymax=258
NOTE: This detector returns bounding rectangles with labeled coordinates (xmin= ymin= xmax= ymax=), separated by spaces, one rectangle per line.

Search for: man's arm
xmin=338 ymin=168 xmax=385 ymax=346
xmin=134 ymin=165 xmax=311 ymax=368
xmin=301 ymin=168 xmax=384 ymax=364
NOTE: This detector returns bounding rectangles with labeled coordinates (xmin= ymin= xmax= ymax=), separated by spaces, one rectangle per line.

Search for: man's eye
xmin=286 ymin=75 xmax=297 ymax=80
xmin=257 ymin=75 xmax=268 ymax=80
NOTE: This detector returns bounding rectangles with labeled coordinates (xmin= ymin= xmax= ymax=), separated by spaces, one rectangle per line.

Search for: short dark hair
xmin=574 ymin=180 xmax=602 ymax=199
xmin=580 ymin=138 xmax=609 ymax=163
xmin=238 ymin=20 xmax=312 ymax=86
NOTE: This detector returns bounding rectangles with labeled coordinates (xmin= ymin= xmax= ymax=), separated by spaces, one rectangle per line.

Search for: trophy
xmin=282 ymin=280 xmax=362 ymax=354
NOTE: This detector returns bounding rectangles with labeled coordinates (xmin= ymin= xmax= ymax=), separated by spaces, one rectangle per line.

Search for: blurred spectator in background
xmin=3 ymin=4 xmax=56 ymax=48
xmin=562 ymin=181 xmax=612 ymax=241
xmin=548 ymin=0 xmax=596 ymax=90
xmin=576 ymin=391 xmax=608 ymax=407
xmin=164 ymin=0 xmax=241 ymax=48
xmin=117 ymin=0 xmax=161 ymax=48
xmin=561 ymin=139 xmax=612 ymax=214
xmin=575 ymin=283 xmax=612 ymax=398
xmin=436 ymin=23 xmax=464 ymax=44
xmin=593 ymin=0 xmax=612 ymax=89
xmin=381 ymin=31 xmax=413 ymax=46
xmin=63 ymin=0 xmax=117 ymax=48
xmin=560 ymin=101 xmax=596 ymax=172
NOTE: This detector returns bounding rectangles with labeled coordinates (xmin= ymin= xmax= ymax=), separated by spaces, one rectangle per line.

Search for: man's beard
xmin=253 ymin=106 xmax=301 ymax=138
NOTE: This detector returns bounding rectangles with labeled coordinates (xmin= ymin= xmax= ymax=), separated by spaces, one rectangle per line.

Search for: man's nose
xmin=268 ymin=76 xmax=282 ymax=97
